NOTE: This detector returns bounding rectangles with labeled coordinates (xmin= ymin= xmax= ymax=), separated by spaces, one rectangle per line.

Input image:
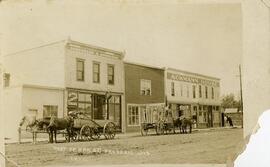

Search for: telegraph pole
xmin=239 ymin=65 xmax=243 ymax=128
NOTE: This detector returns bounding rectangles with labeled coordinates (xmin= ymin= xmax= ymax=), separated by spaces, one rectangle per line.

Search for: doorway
xmin=92 ymin=94 xmax=106 ymax=120
xmin=207 ymin=106 xmax=213 ymax=127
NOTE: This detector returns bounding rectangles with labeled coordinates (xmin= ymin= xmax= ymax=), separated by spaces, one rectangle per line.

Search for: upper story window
xmin=187 ymin=85 xmax=190 ymax=98
xmin=76 ymin=59 xmax=84 ymax=81
xmin=140 ymin=79 xmax=151 ymax=96
xmin=180 ymin=84 xmax=183 ymax=96
xmin=107 ymin=64 xmax=114 ymax=85
xmin=211 ymin=87 xmax=214 ymax=99
xmin=205 ymin=86 xmax=208 ymax=99
xmin=171 ymin=82 xmax=175 ymax=96
xmin=199 ymin=85 xmax=202 ymax=98
xmin=192 ymin=85 xmax=196 ymax=98
xmin=4 ymin=73 xmax=10 ymax=87
xmin=93 ymin=62 xmax=100 ymax=83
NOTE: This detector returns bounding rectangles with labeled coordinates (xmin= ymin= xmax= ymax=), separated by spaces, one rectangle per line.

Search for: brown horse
xmin=47 ymin=116 xmax=73 ymax=143
xmin=173 ymin=117 xmax=194 ymax=134
xmin=180 ymin=117 xmax=194 ymax=133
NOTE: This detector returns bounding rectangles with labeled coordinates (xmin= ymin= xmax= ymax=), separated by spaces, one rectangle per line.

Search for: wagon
xmin=66 ymin=113 xmax=117 ymax=141
xmin=140 ymin=106 xmax=175 ymax=136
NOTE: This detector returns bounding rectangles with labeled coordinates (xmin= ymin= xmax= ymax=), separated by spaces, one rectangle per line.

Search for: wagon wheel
xmin=80 ymin=125 xmax=92 ymax=141
xmin=103 ymin=122 xmax=116 ymax=140
xmin=90 ymin=127 xmax=101 ymax=140
xmin=140 ymin=123 xmax=148 ymax=136
xmin=156 ymin=121 xmax=165 ymax=135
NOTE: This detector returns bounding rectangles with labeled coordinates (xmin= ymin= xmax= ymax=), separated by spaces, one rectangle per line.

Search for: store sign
xmin=167 ymin=72 xmax=219 ymax=87
xmin=68 ymin=92 xmax=78 ymax=103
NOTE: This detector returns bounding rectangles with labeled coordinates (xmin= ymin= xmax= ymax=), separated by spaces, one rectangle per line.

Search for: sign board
xmin=167 ymin=72 xmax=219 ymax=87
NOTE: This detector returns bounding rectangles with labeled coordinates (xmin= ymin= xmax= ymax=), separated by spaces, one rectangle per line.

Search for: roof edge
xmin=124 ymin=61 xmax=165 ymax=70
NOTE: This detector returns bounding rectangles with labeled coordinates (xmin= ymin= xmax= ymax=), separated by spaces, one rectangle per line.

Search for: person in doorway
xmin=227 ymin=116 xmax=234 ymax=127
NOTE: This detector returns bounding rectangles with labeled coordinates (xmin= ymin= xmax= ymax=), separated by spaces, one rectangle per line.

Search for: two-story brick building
xmin=124 ymin=62 xmax=165 ymax=132
xmin=165 ymin=68 xmax=221 ymax=128
xmin=3 ymin=39 xmax=125 ymax=141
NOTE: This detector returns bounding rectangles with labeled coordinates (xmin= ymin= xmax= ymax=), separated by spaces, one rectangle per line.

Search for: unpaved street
xmin=5 ymin=128 xmax=243 ymax=167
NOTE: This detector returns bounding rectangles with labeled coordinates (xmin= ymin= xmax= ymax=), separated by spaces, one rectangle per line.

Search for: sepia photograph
xmin=0 ymin=0 xmax=269 ymax=167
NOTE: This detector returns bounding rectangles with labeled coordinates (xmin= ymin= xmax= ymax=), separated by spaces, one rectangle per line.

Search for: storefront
xmin=165 ymin=68 xmax=221 ymax=128
xmin=127 ymin=103 xmax=165 ymax=126
xmin=67 ymin=89 xmax=122 ymax=130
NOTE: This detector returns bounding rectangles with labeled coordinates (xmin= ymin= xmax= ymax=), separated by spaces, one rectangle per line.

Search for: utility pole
xmin=239 ymin=65 xmax=243 ymax=128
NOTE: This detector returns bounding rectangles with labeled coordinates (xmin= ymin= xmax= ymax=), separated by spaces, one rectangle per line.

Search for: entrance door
xmin=92 ymin=94 xmax=106 ymax=120
xmin=207 ymin=106 xmax=213 ymax=127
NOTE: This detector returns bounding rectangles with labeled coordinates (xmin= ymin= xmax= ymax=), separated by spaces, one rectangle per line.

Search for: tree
xmin=221 ymin=93 xmax=241 ymax=110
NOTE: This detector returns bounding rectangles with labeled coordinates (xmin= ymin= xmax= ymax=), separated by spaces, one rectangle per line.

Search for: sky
xmin=0 ymin=0 xmax=242 ymax=96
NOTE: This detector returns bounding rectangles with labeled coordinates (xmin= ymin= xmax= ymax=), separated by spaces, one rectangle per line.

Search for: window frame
xmin=140 ymin=79 xmax=152 ymax=96
xmin=192 ymin=85 xmax=196 ymax=99
xmin=171 ymin=82 xmax=175 ymax=96
xmin=107 ymin=64 xmax=115 ymax=85
xmin=211 ymin=87 xmax=214 ymax=99
xmin=127 ymin=105 xmax=140 ymax=126
xmin=93 ymin=61 xmax=100 ymax=83
xmin=199 ymin=85 xmax=202 ymax=98
xmin=76 ymin=58 xmax=85 ymax=81
xmin=205 ymin=86 xmax=208 ymax=99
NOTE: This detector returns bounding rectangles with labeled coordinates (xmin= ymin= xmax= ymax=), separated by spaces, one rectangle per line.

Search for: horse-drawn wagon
xmin=68 ymin=112 xmax=117 ymax=141
xmin=140 ymin=105 xmax=195 ymax=136
xmin=140 ymin=106 xmax=175 ymax=136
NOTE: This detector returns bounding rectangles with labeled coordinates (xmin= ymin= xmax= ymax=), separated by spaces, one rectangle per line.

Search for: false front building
xmin=165 ymin=68 xmax=221 ymax=128
xmin=124 ymin=62 xmax=165 ymax=132
xmin=3 ymin=39 xmax=125 ymax=142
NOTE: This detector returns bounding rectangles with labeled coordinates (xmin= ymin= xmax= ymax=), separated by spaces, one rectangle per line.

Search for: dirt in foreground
xmin=5 ymin=128 xmax=244 ymax=167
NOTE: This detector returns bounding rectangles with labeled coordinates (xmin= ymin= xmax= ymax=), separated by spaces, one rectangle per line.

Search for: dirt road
xmin=5 ymin=128 xmax=243 ymax=167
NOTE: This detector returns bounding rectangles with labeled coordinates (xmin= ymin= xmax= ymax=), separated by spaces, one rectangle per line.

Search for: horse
xmin=47 ymin=116 xmax=73 ymax=143
xmin=173 ymin=117 xmax=182 ymax=133
xmin=173 ymin=117 xmax=194 ymax=134
xmin=180 ymin=117 xmax=194 ymax=134
xmin=19 ymin=116 xmax=51 ymax=143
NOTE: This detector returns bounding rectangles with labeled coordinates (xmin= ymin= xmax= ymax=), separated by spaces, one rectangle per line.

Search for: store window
xmin=78 ymin=93 xmax=92 ymax=115
xmin=108 ymin=96 xmax=121 ymax=128
xmin=203 ymin=112 xmax=207 ymax=122
xmin=43 ymin=105 xmax=58 ymax=118
xmin=76 ymin=59 xmax=84 ymax=81
xmin=67 ymin=91 xmax=92 ymax=117
xmin=171 ymin=82 xmax=175 ymax=96
xmin=107 ymin=64 xmax=114 ymax=85
xmin=140 ymin=79 xmax=151 ymax=95
xmin=192 ymin=85 xmax=196 ymax=98
xmin=128 ymin=105 xmax=139 ymax=126
xmin=93 ymin=62 xmax=100 ymax=83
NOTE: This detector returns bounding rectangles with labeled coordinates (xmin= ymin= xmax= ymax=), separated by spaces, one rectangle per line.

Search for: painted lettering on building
xmin=167 ymin=72 xmax=219 ymax=87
